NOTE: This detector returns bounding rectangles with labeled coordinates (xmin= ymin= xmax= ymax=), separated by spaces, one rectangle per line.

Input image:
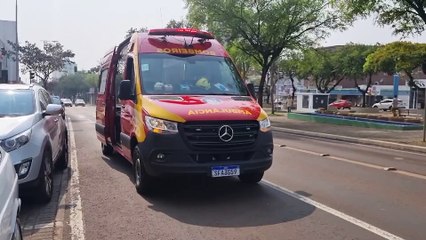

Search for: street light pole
xmin=15 ymin=0 xmax=19 ymax=82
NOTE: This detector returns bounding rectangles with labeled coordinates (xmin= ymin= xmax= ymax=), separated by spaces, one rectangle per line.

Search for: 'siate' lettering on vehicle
xmin=188 ymin=108 xmax=252 ymax=115
xmin=156 ymin=48 xmax=216 ymax=55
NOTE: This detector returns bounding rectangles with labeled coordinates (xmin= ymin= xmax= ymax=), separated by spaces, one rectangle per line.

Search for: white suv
xmin=0 ymin=148 xmax=22 ymax=240
xmin=0 ymin=84 xmax=68 ymax=203
xmin=372 ymin=99 xmax=406 ymax=110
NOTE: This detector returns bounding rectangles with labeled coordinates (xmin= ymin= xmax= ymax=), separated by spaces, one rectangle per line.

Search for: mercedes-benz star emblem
xmin=218 ymin=125 xmax=234 ymax=142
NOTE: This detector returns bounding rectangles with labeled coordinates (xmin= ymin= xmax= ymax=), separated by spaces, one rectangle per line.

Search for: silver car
xmin=372 ymin=98 xmax=406 ymax=110
xmin=0 ymin=84 xmax=68 ymax=203
xmin=0 ymin=147 xmax=22 ymax=240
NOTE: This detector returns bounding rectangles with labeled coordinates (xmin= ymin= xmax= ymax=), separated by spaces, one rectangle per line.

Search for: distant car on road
xmin=61 ymin=98 xmax=73 ymax=107
xmin=0 ymin=84 xmax=69 ymax=203
xmin=74 ymin=98 xmax=86 ymax=107
xmin=0 ymin=149 xmax=22 ymax=240
xmin=372 ymin=99 xmax=406 ymax=111
xmin=329 ymin=99 xmax=352 ymax=109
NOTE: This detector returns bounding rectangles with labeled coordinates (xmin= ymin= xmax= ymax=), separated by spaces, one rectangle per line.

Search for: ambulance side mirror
xmin=118 ymin=80 xmax=133 ymax=100
xmin=247 ymin=83 xmax=256 ymax=100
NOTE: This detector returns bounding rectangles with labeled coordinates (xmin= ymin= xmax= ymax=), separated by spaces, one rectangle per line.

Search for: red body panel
xmin=139 ymin=35 xmax=229 ymax=58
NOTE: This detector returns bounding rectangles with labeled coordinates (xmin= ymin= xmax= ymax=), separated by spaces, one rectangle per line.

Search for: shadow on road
xmin=101 ymin=153 xmax=316 ymax=228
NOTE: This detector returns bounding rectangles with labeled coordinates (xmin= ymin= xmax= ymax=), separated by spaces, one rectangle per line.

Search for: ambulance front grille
xmin=180 ymin=120 xmax=259 ymax=149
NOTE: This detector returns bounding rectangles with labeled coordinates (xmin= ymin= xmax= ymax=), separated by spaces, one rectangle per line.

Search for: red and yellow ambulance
xmin=95 ymin=28 xmax=273 ymax=194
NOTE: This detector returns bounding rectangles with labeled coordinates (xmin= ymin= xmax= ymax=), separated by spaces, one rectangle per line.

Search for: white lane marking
xmin=262 ymin=180 xmax=405 ymax=240
xmin=68 ymin=118 xmax=86 ymax=240
xmin=283 ymin=146 xmax=426 ymax=181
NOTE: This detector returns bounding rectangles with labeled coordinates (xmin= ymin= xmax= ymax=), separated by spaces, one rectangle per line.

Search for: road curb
xmin=53 ymin=168 xmax=69 ymax=240
xmin=53 ymin=119 xmax=72 ymax=240
xmin=272 ymin=126 xmax=426 ymax=154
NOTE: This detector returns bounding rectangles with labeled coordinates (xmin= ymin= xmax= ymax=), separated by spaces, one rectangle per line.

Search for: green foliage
xmin=185 ymin=0 xmax=343 ymax=105
xmin=332 ymin=0 xmax=426 ymax=36
xmin=53 ymin=72 xmax=98 ymax=98
xmin=166 ymin=19 xmax=191 ymax=28
xmin=8 ymin=41 xmax=74 ymax=90
xmin=227 ymin=42 xmax=255 ymax=80
xmin=125 ymin=27 xmax=148 ymax=39
xmin=288 ymin=44 xmax=376 ymax=93
xmin=364 ymin=41 xmax=426 ymax=87
xmin=294 ymin=48 xmax=344 ymax=93
xmin=338 ymin=44 xmax=377 ymax=79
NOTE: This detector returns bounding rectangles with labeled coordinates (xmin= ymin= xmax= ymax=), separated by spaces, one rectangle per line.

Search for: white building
xmin=0 ymin=20 xmax=18 ymax=83
xmin=51 ymin=62 xmax=77 ymax=81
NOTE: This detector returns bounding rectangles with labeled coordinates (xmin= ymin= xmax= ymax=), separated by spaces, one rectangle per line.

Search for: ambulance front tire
xmin=101 ymin=143 xmax=113 ymax=156
xmin=133 ymin=146 xmax=153 ymax=195
xmin=238 ymin=171 xmax=264 ymax=184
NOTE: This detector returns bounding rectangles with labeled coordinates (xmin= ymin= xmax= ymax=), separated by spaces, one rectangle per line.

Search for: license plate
xmin=211 ymin=165 xmax=240 ymax=178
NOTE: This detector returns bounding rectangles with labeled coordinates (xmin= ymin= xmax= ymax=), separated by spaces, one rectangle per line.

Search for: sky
xmin=1 ymin=0 xmax=426 ymax=71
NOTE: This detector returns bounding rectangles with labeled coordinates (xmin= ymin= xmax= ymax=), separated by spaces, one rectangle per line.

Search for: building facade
xmin=0 ymin=20 xmax=18 ymax=83
xmin=51 ymin=62 xmax=77 ymax=81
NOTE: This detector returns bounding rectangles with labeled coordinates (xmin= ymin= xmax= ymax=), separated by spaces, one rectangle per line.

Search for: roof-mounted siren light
xmin=148 ymin=28 xmax=215 ymax=39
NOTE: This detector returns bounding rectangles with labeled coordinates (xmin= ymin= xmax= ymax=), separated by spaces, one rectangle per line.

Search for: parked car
xmin=51 ymin=95 xmax=66 ymax=119
xmin=61 ymin=98 xmax=73 ymax=107
xmin=372 ymin=99 xmax=406 ymax=110
xmin=0 ymin=84 xmax=69 ymax=203
xmin=0 ymin=148 xmax=22 ymax=240
xmin=329 ymin=99 xmax=352 ymax=109
xmin=74 ymin=98 xmax=86 ymax=107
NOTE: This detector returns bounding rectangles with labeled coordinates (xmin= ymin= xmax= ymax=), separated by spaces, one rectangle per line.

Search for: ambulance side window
xmin=114 ymin=46 xmax=128 ymax=104
xmin=125 ymin=56 xmax=136 ymax=101
xmin=98 ymin=69 xmax=108 ymax=94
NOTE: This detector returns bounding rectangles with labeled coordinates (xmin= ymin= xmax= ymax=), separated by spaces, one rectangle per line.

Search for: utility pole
xmin=15 ymin=0 xmax=19 ymax=82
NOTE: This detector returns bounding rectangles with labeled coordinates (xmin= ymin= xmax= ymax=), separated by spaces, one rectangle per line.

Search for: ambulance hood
xmin=142 ymin=95 xmax=267 ymax=122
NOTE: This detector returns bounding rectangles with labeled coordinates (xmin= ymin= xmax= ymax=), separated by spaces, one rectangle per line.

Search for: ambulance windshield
xmin=140 ymin=54 xmax=249 ymax=96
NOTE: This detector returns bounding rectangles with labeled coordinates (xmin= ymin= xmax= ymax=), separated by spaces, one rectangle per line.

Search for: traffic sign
xmin=414 ymin=79 xmax=426 ymax=88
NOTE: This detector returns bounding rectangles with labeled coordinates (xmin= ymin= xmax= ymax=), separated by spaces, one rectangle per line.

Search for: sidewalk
xmin=269 ymin=113 xmax=426 ymax=153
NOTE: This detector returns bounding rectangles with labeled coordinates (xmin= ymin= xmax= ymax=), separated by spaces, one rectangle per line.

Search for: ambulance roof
xmin=136 ymin=28 xmax=229 ymax=57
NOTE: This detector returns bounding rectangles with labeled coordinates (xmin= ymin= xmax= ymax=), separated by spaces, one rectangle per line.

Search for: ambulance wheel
xmin=133 ymin=146 xmax=153 ymax=195
xmin=101 ymin=143 xmax=113 ymax=156
xmin=238 ymin=171 xmax=264 ymax=184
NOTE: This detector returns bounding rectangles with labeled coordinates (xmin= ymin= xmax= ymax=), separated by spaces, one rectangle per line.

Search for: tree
xmin=125 ymin=27 xmax=148 ymax=39
xmin=364 ymin=41 xmax=426 ymax=88
xmin=88 ymin=65 xmax=101 ymax=74
xmin=186 ymin=0 xmax=343 ymax=106
xmin=338 ymin=44 xmax=377 ymax=107
xmin=166 ymin=19 xmax=190 ymax=28
xmin=297 ymin=48 xmax=346 ymax=93
xmin=332 ymin=0 xmax=426 ymax=36
xmin=279 ymin=51 xmax=303 ymax=106
xmin=227 ymin=41 xmax=255 ymax=81
xmin=53 ymin=72 xmax=97 ymax=98
xmin=8 ymin=41 xmax=74 ymax=90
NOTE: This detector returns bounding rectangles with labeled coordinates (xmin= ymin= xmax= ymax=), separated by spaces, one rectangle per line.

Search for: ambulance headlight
xmin=259 ymin=117 xmax=271 ymax=132
xmin=145 ymin=116 xmax=178 ymax=134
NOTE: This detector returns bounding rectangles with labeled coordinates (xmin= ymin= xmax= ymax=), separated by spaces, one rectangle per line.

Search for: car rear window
xmin=0 ymin=89 xmax=35 ymax=116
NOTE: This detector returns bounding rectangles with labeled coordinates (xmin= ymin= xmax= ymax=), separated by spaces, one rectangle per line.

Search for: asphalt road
xmin=62 ymin=106 xmax=426 ymax=240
